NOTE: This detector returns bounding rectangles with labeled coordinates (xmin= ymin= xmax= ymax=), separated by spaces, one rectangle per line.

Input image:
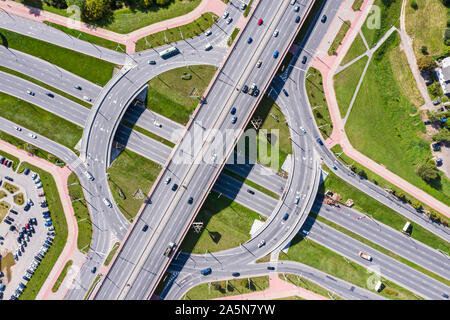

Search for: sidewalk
xmin=0 ymin=0 xmax=226 ymax=54
xmin=213 ymin=274 xmax=329 ymax=300
xmin=310 ymin=0 xmax=450 ymax=217
xmin=0 ymin=139 xmax=84 ymax=300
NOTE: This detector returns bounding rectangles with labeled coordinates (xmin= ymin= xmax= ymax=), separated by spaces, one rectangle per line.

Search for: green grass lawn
xmin=135 ymin=12 xmax=217 ymax=51
xmin=0 ymin=27 xmax=116 ymax=86
xmin=361 ymin=0 xmax=402 ymax=48
xmin=104 ymin=242 xmax=120 ymax=266
xmin=179 ymin=191 xmax=264 ymax=254
xmin=279 ymin=273 xmax=343 ymax=300
xmin=238 ymin=96 xmax=292 ymax=173
xmin=352 ymin=0 xmax=364 ymax=11
xmin=340 ymin=33 xmax=367 ymax=66
xmin=67 ymin=172 xmax=92 ymax=252
xmin=146 ymin=65 xmax=217 ymax=125
xmin=305 ymin=67 xmax=334 ymax=139
xmin=328 ymin=20 xmax=351 ymax=56
xmin=406 ymin=0 xmax=448 ymax=56
xmin=0 ymin=65 xmax=91 ymax=108
xmin=321 ymin=166 xmax=450 ymax=253
xmin=345 ymin=32 xmax=450 ymax=207
xmin=17 ymin=162 xmax=68 ymax=300
xmin=243 ymin=0 xmax=254 ymax=17
xmin=228 ymin=28 xmax=240 ymax=46
xmin=313 ymin=212 xmax=450 ymax=287
xmin=0 ymin=149 xmax=20 ymax=171
xmin=0 ymin=130 xmax=66 ymax=165
xmin=334 ymin=56 xmax=368 ymax=118
xmin=107 ymin=149 xmax=160 ymax=221
xmin=280 ymin=235 xmax=421 ymax=300
xmin=183 ymin=276 xmax=269 ymax=300
xmin=43 ymin=21 xmax=125 ymax=51
xmin=51 ymin=260 xmax=73 ymax=293
xmin=0 ymin=93 xmax=83 ymax=151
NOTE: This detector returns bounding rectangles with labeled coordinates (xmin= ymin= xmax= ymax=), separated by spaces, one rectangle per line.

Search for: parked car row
xmin=0 ymin=156 xmax=13 ymax=168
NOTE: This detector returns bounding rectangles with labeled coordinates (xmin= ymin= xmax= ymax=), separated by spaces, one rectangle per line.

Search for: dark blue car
xmin=200 ymin=267 xmax=212 ymax=276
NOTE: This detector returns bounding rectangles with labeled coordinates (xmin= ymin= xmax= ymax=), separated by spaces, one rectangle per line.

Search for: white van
xmin=402 ymin=221 xmax=411 ymax=233
xmin=84 ymin=171 xmax=94 ymax=181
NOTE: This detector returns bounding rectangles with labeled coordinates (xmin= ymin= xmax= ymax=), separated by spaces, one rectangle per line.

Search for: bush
xmin=410 ymin=0 xmax=418 ymax=10
xmin=417 ymin=56 xmax=436 ymax=71
xmin=416 ymin=160 xmax=439 ymax=182
xmin=420 ymin=45 xmax=428 ymax=55
xmin=411 ymin=200 xmax=422 ymax=210
xmin=445 ymin=28 xmax=450 ymax=46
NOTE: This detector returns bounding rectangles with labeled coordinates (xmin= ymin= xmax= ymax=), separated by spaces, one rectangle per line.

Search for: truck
xmin=374 ymin=281 xmax=383 ymax=292
xmin=248 ymin=83 xmax=257 ymax=95
xmin=164 ymin=242 xmax=176 ymax=257
xmin=358 ymin=251 xmax=372 ymax=261
xmin=402 ymin=221 xmax=411 ymax=233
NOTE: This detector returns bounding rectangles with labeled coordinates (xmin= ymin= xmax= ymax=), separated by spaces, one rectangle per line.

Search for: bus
xmin=159 ymin=46 xmax=179 ymax=59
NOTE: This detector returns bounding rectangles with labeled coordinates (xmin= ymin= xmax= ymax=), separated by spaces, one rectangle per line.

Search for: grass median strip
xmin=280 ymin=235 xmax=422 ymax=300
xmin=183 ymin=276 xmax=269 ymax=300
xmin=135 ymin=12 xmax=218 ymax=52
xmin=104 ymin=242 xmax=120 ymax=267
xmin=51 ymin=260 xmax=73 ymax=293
xmin=17 ymin=162 xmax=68 ymax=300
xmin=328 ymin=20 xmax=351 ymax=56
xmin=228 ymin=28 xmax=240 ymax=46
xmin=222 ymin=168 xmax=280 ymax=199
xmin=311 ymin=212 xmax=450 ymax=287
xmin=279 ymin=273 xmax=343 ymax=300
xmin=243 ymin=0 xmax=254 ymax=17
xmin=0 ymin=92 xmax=83 ymax=151
xmin=179 ymin=191 xmax=265 ymax=254
xmin=0 ymin=27 xmax=116 ymax=86
xmin=0 ymin=65 xmax=92 ymax=108
xmin=122 ymin=120 xmax=175 ymax=148
xmin=321 ymin=166 xmax=450 ymax=254
xmin=43 ymin=21 xmax=125 ymax=52
xmin=68 ymin=172 xmax=92 ymax=252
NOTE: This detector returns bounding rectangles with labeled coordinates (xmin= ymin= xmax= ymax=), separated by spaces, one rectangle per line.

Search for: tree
xmin=427 ymin=110 xmax=442 ymax=122
xmin=432 ymin=128 xmax=450 ymax=143
xmin=82 ymin=0 xmax=112 ymax=21
xmin=410 ymin=0 xmax=418 ymax=10
xmin=445 ymin=28 xmax=450 ymax=46
xmin=411 ymin=200 xmax=422 ymax=211
xmin=416 ymin=160 xmax=439 ymax=182
xmin=417 ymin=56 xmax=436 ymax=72
xmin=420 ymin=45 xmax=428 ymax=55
xmin=43 ymin=0 xmax=67 ymax=8
xmin=396 ymin=191 xmax=406 ymax=202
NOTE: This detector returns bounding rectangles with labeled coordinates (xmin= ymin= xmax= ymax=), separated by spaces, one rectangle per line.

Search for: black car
xmin=23 ymin=276 xmax=30 ymax=281
xmin=23 ymin=168 xmax=30 ymax=175
xmin=17 ymin=237 xmax=21 ymax=243
xmin=247 ymin=189 xmax=255 ymax=195
xmin=321 ymin=15 xmax=327 ymax=23
xmin=172 ymin=184 xmax=178 ymax=191
xmin=4 ymin=176 xmax=13 ymax=182
xmin=10 ymin=209 xmax=18 ymax=215
xmin=24 ymin=204 xmax=30 ymax=212
xmin=295 ymin=16 xmax=300 ymax=23
xmin=148 ymin=60 xmax=156 ymax=65
xmin=267 ymin=266 xmax=275 ymax=270
xmin=188 ymin=197 xmax=194 ymax=204
xmin=253 ymin=88 xmax=260 ymax=97
xmin=142 ymin=225 xmax=149 ymax=232
xmin=9 ymin=225 xmax=15 ymax=231
xmin=241 ymin=85 xmax=249 ymax=93
xmin=4 ymin=219 xmax=11 ymax=225
xmin=46 ymin=93 xmax=54 ymax=98
xmin=34 ymin=256 xmax=41 ymax=262
xmin=302 ymin=56 xmax=307 ymax=64
xmin=232 ymin=272 xmax=240 ymax=277
xmin=91 ymin=267 xmax=97 ymax=274
xmin=7 ymin=217 xmax=14 ymax=222
xmin=316 ymin=138 xmax=323 ymax=145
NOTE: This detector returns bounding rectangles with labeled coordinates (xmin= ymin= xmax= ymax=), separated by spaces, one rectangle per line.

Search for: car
xmin=74 ymin=85 xmax=82 ymax=90
xmin=26 ymin=90 xmax=35 ymax=96
xmin=240 ymin=3 xmax=246 ymax=10
xmin=231 ymin=116 xmax=237 ymax=124
xmin=282 ymin=213 xmax=289 ymax=222
xmin=142 ymin=225 xmax=149 ymax=232
xmin=200 ymin=267 xmax=212 ymax=276
xmin=4 ymin=219 xmax=11 ymax=225
xmin=31 ymin=218 xmax=37 ymax=225
xmin=295 ymin=196 xmax=300 ymax=205
xmin=35 ymin=183 xmax=42 ymax=189
xmin=210 ymin=154 xmax=217 ymax=162
xmin=442 ymin=293 xmax=449 ymax=299
xmin=45 ymin=221 xmax=52 ymax=227
xmin=423 ymin=120 xmax=431 ymax=125
xmin=222 ymin=11 xmax=229 ymax=19
xmin=6 ymin=161 xmax=11 ymax=168
xmin=226 ymin=17 xmax=232 ymax=24
xmin=241 ymin=85 xmax=249 ymax=93
xmin=316 ymin=138 xmax=323 ymax=145
xmin=25 ymin=224 xmax=30 ymax=230
xmin=172 ymin=184 xmax=178 ymax=191
xmin=258 ymin=240 xmax=266 ymax=248
xmin=23 ymin=168 xmax=30 ymax=175
xmin=46 ymin=92 xmax=54 ymax=98
xmin=302 ymin=56 xmax=307 ymax=64
xmin=247 ymin=36 xmax=253 ymax=44
xmin=247 ymin=189 xmax=255 ymax=195
xmin=321 ymin=15 xmax=327 ymax=23
xmin=294 ymin=5 xmax=300 ymax=12
xmin=205 ymin=29 xmax=212 ymax=37
xmin=91 ymin=267 xmax=97 ymax=274
xmin=204 ymin=43 xmax=212 ymax=51
xmin=31 ymin=172 xmax=37 ymax=179
xmin=257 ymin=18 xmax=263 ymax=25
xmin=273 ymin=50 xmax=279 ymax=58
xmin=4 ymin=176 xmax=13 ymax=182
xmin=295 ymin=16 xmax=300 ymax=23
xmin=13 ymin=125 xmax=22 ymax=131
xmin=282 ymin=89 xmax=288 ymax=96
xmin=34 ymin=255 xmax=41 ymax=262
xmin=432 ymin=143 xmax=441 ymax=151
xmin=230 ymin=107 xmax=236 ymax=115
xmin=256 ymin=60 xmax=262 ymax=68
xmin=22 ymin=276 xmax=30 ymax=282
xmin=273 ymin=29 xmax=279 ymax=37
xmin=9 ymin=225 xmax=15 ymax=231
xmin=24 ymin=204 xmax=30 ymax=211
xmin=436 ymin=158 xmax=443 ymax=166
xmin=38 ymin=192 xmax=45 ymax=197
xmin=84 ymin=171 xmax=95 ymax=181
xmin=48 ymin=226 xmax=55 ymax=231
xmin=34 ymin=178 xmax=41 ymax=184
xmin=43 ymin=214 xmax=50 ymax=219
xmin=41 ymin=202 xmax=48 ymax=208
xmin=148 ymin=60 xmax=156 ymax=65
xmin=28 ymin=133 xmax=37 ymax=139
xmin=43 ymin=244 xmax=50 ymax=249
xmin=45 ymin=218 xmax=52 ymax=223
xmin=433 ymin=100 xmax=441 ymax=105
xmin=358 ymin=251 xmax=373 ymax=261
xmin=231 ymin=272 xmax=240 ymax=277
xmin=300 ymin=126 xmax=306 ymax=133
xmin=83 ymin=96 xmax=92 ymax=102
xmin=7 ymin=217 xmax=14 ymax=222
xmin=165 ymin=177 xmax=171 ymax=185
xmin=28 ymin=199 xmax=34 ymax=206
xmin=103 ymin=198 xmax=112 ymax=208
xmin=188 ymin=197 xmax=193 ymax=204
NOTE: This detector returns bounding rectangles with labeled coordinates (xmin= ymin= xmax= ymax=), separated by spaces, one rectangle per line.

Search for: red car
xmin=257 ymin=18 xmax=263 ymax=25
xmin=25 ymin=224 xmax=30 ymax=230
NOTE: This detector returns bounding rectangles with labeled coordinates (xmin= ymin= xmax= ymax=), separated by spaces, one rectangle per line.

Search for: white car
xmin=28 ymin=133 xmax=37 ymax=139
xmin=210 ymin=153 xmax=217 ymax=162
xmin=205 ymin=29 xmax=212 ymax=36
xmin=35 ymin=183 xmax=42 ymax=189
xmin=295 ymin=196 xmax=300 ymax=205
xmin=165 ymin=177 xmax=171 ymax=184
xmin=273 ymin=29 xmax=279 ymax=37
xmin=31 ymin=172 xmax=37 ymax=179
xmin=226 ymin=17 xmax=232 ymax=24
xmin=84 ymin=171 xmax=94 ymax=181
xmin=300 ymin=126 xmax=306 ymax=133
xmin=258 ymin=240 xmax=266 ymax=248
xmin=83 ymin=96 xmax=92 ymax=102
xmin=103 ymin=198 xmax=112 ymax=208
xmin=13 ymin=126 xmax=21 ymax=131
xmin=153 ymin=120 xmax=162 ymax=127
xmin=204 ymin=43 xmax=212 ymax=51
xmin=222 ymin=11 xmax=229 ymax=19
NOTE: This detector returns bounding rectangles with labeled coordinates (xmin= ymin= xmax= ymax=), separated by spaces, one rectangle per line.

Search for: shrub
xmin=410 ymin=0 xmax=418 ymax=10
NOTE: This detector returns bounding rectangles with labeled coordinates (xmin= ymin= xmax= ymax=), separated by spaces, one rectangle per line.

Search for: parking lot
xmin=0 ymin=156 xmax=55 ymax=300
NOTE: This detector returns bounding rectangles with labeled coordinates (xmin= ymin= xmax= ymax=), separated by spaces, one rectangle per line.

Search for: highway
xmin=93 ymin=0 xmax=318 ymax=300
